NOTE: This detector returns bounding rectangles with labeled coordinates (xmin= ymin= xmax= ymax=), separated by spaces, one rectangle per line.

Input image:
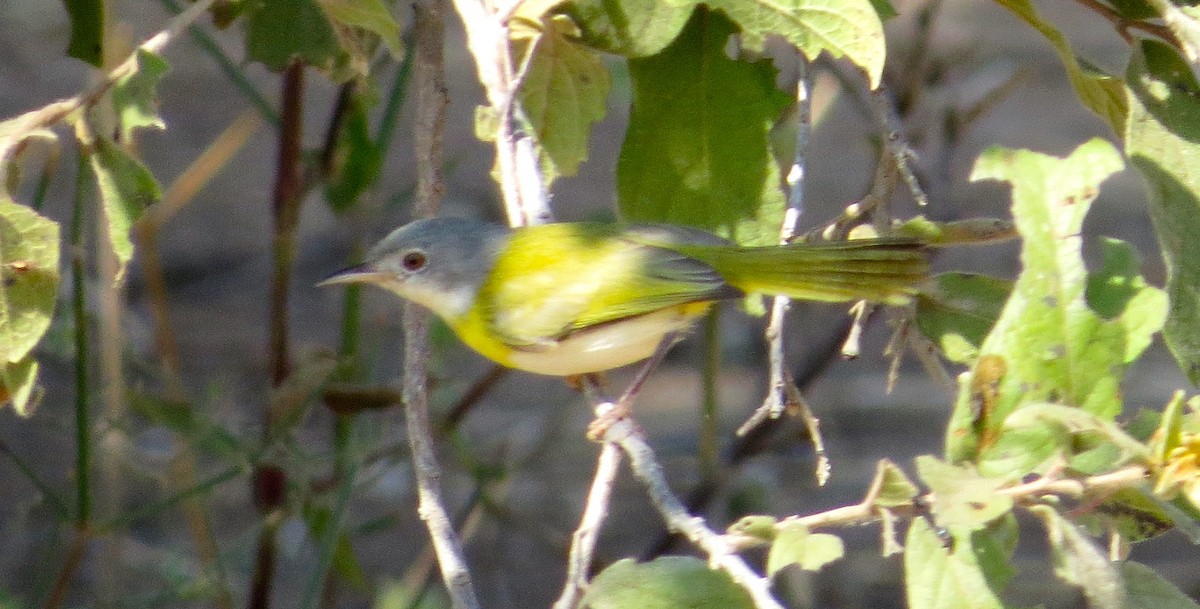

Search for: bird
xmin=320 ymin=217 xmax=928 ymax=376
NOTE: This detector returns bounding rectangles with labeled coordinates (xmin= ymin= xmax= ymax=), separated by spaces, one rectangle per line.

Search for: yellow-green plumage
xmin=322 ymin=218 xmax=928 ymax=376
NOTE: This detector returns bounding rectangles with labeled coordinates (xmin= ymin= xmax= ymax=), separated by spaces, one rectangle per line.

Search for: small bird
xmin=321 ymin=217 xmax=928 ymax=376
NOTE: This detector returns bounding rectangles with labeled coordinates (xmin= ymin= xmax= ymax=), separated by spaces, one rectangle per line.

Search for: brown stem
xmin=38 ymin=526 xmax=91 ymax=609
xmin=1073 ymin=0 xmax=1178 ymax=45
xmin=247 ymin=59 xmax=306 ymax=609
xmin=267 ymin=60 xmax=306 ymax=387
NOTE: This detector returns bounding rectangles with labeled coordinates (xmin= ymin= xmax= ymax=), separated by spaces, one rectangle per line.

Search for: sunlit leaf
xmin=565 ymin=0 xmax=694 ymax=57
xmin=512 ymin=14 xmax=611 ymax=183
xmin=0 ymin=194 xmax=60 ymax=364
xmin=915 ymin=456 xmax=1013 ymax=531
xmin=581 ymin=557 xmax=755 ymax=609
xmin=618 ymin=8 xmax=790 ymax=246
xmin=89 ymin=137 xmax=161 ymax=284
xmin=915 ymin=273 xmax=1012 ymax=364
xmin=993 ymin=0 xmax=1126 ymax=133
xmin=766 ymin=523 xmax=844 ymax=575
xmin=872 ymin=459 xmax=919 ymax=508
xmin=945 ymin=139 xmax=1166 ymax=461
xmin=1031 ymin=505 xmax=1123 ymax=609
xmin=706 ymin=0 xmax=885 ymax=88
xmin=110 ymin=49 xmax=169 ymax=143
xmin=904 ymin=519 xmax=1012 ymax=609
xmin=1126 ymin=39 xmax=1200 ymax=385
xmin=320 ymin=0 xmax=403 ymax=58
xmin=246 ymin=0 xmax=342 ymax=72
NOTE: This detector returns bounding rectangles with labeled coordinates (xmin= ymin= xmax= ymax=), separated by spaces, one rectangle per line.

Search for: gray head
xmin=320 ymin=217 xmax=510 ymax=321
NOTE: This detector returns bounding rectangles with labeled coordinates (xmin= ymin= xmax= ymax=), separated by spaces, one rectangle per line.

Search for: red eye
xmin=401 ymin=250 xmax=427 ymax=272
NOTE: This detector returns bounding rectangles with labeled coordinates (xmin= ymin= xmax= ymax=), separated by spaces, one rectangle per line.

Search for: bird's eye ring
xmin=401 ymin=250 xmax=427 ymax=272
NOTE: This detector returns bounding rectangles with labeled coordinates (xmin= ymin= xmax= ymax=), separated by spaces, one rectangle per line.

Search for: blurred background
xmin=0 ymin=1 xmax=1195 ymax=607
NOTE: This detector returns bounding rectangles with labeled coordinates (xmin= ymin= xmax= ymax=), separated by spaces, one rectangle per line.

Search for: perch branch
xmin=553 ymin=442 xmax=623 ymax=609
xmin=402 ymin=3 xmax=480 ymax=609
xmin=581 ymin=373 xmax=784 ymax=609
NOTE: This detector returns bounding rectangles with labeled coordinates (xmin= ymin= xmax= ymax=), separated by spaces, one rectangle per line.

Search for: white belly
xmin=505 ymin=306 xmax=706 ymax=376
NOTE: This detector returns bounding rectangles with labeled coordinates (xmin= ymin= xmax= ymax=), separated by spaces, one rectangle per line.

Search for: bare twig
xmin=401 ymin=3 xmax=480 ymax=609
xmin=738 ymin=58 xmax=813 ymax=436
xmin=870 ymin=84 xmax=928 ymax=209
xmin=579 ymin=372 xmax=784 ymax=609
xmin=601 ymin=413 xmax=785 ymax=609
xmin=553 ymin=443 xmax=623 ymax=609
xmin=727 ymin=465 xmax=1152 ymax=550
xmin=447 ymin=0 xmax=551 ymax=226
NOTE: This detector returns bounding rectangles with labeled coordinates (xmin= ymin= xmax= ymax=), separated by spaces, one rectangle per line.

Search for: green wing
xmin=476 ymin=223 xmax=737 ymax=348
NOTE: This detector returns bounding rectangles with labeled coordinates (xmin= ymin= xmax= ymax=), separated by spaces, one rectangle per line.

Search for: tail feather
xmin=686 ymin=239 xmax=928 ymax=305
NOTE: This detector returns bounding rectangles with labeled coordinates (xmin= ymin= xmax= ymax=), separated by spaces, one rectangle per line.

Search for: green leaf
xmin=1088 ymin=488 xmax=1176 ymax=543
xmin=868 ymin=0 xmax=897 ymax=20
xmin=564 ymin=0 xmax=695 ymax=57
xmin=945 ymin=139 xmax=1166 ymax=461
xmin=110 ymin=50 xmax=169 ymax=143
xmin=992 ymin=0 xmax=1126 ymax=133
xmin=513 ymin=14 xmax=612 ymax=182
xmin=246 ymin=0 xmax=342 ymax=72
xmin=978 ymin=403 xmax=1148 ymax=479
xmin=727 ymin=514 xmax=777 ymax=540
xmin=1150 ymin=391 xmax=1187 ymax=463
xmin=1126 ymin=40 xmax=1200 ymax=385
xmin=904 ymin=519 xmax=1012 ymax=609
xmin=705 ymin=0 xmax=885 ymax=88
xmin=581 ymin=557 xmax=755 ymax=609
xmin=1123 ymin=561 xmax=1200 ymax=609
xmin=89 ymin=137 xmax=162 ymax=284
xmin=325 ymin=92 xmax=382 ymax=212
xmin=1 ymin=357 xmax=40 ymax=416
xmin=618 ymin=8 xmax=791 ymax=246
xmin=915 ymin=273 xmax=1012 ymax=363
xmin=766 ymin=523 xmax=843 ymax=575
xmin=62 ymin=0 xmax=104 ymax=67
xmin=0 ymin=194 xmax=61 ymax=364
xmin=915 ymin=456 xmax=1013 ymax=531
xmin=871 ymin=459 xmax=919 ymax=508
xmin=1107 ymin=0 xmax=1156 ymax=20
xmin=319 ymin=0 xmax=403 ymax=58
xmin=1031 ymin=505 xmax=1123 ymax=609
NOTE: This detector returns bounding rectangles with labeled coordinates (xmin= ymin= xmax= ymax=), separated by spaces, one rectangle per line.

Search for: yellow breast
xmin=452 ymin=302 xmax=712 ymax=376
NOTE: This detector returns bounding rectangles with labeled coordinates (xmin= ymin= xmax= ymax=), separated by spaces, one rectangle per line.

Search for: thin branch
xmin=403 ymin=2 xmax=480 ymax=608
xmin=739 ymin=58 xmax=813 ymax=435
xmin=1073 ymin=0 xmax=1178 ymax=45
xmin=447 ymin=0 xmax=551 ymax=226
xmin=600 ymin=413 xmax=785 ymax=609
xmin=727 ymin=465 xmax=1152 ymax=550
xmin=579 ymin=370 xmax=784 ymax=609
xmin=553 ymin=443 xmax=622 ymax=609
xmin=870 ymin=84 xmax=928 ymax=209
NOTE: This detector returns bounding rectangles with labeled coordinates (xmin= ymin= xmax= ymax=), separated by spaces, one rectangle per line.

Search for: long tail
xmin=686 ymin=239 xmax=929 ymax=305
